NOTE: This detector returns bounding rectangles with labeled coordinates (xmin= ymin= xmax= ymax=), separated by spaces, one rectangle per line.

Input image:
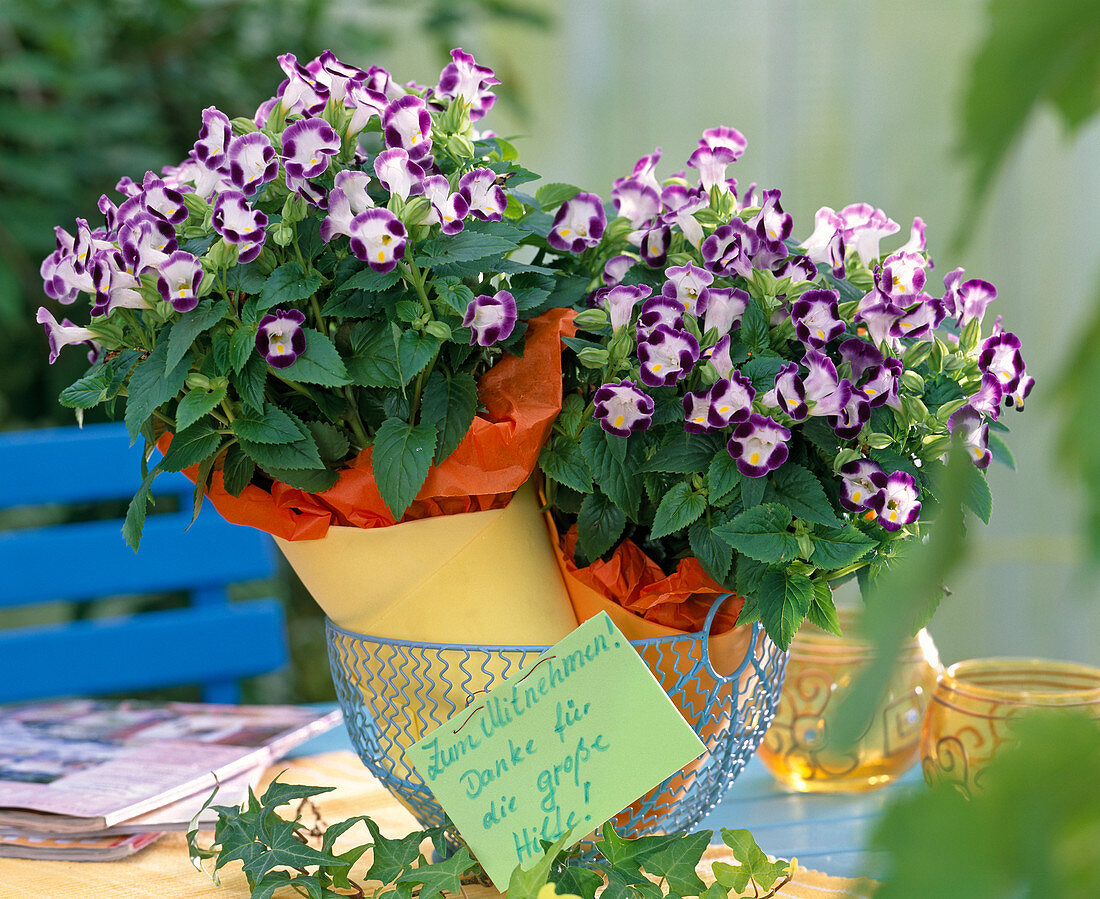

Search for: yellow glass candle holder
xmin=757 ymin=608 xmax=941 ymax=792
xmin=920 ymin=657 xmax=1100 ymax=797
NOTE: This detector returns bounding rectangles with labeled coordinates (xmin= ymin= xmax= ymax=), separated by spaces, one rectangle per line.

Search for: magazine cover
xmin=0 ymin=700 xmax=341 ymax=830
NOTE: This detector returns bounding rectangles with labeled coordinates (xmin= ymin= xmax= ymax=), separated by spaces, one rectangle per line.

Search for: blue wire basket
xmin=326 ymin=596 xmax=788 ymax=841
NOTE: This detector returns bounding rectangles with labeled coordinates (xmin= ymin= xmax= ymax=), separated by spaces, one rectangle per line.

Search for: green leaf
xmin=396 ymin=329 xmax=441 ymax=384
xmin=306 ymin=421 xmax=351 ymax=466
xmin=166 ymin=299 xmax=228 ymax=372
xmin=222 ymin=443 xmax=255 ymax=497
xmin=807 ymin=577 xmax=843 ymax=635
xmin=651 ymin=482 xmax=707 ymax=539
xmin=740 ymin=301 xmax=771 ymax=354
xmin=740 ymin=472 xmax=767 ymax=509
xmin=540 ymin=437 xmax=593 ymax=495
xmin=257 ymin=465 xmax=338 ymax=493
xmin=347 ymin=323 xmax=402 ymax=388
xmin=535 ymin=181 xmax=581 ymax=211
xmin=642 ymin=432 xmax=722 ymax=474
xmin=238 ymin=426 xmax=323 ymax=471
xmin=987 ymin=432 xmax=1016 ymax=469
xmin=122 ymin=464 xmax=161 ymax=551
xmin=251 ymin=870 xmax=293 ymax=899
xmin=417 ymin=229 xmax=519 ymax=266
xmin=124 ymin=337 xmax=192 ymax=440
xmin=233 ymin=352 xmax=267 ymax=414
xmin=869 ymin=446 xmax=919 ymax=480
xmin=581 ymin=425 xmax=643 ymax=518
xmin=419 ymin=370 xmax=478 ymax=463
xmin=507 ymin=829 xmax=574 ymax=899
xmin=335 ymin=267 xmax=402 ymax=293
xmin=175 ymin=382 xmax=227 ymax=433
xmin=225 ymin=261 xmax=267 ymax=294
xmin=231 ymin=403 xmax=307 ymax=444
xmin=395 ymin=847 xmax=477 ymax=899
xmin=59 ymin=367 xmax=112 ymax=409
xmin=432 ymin=279 xmax=477 ymax=316
xmin=229 ymin=326 xmax=255 ymax=375
xmin=689 ymin=515 xmax=733 ymax=584
xmin=258 ymin=262 xmax=322 ymax=311
xmin=756 ymin=568 xmax=814 ymax=650
xmin=640 ymin=829 xmax=710 ymax=895
xmin=713 ymin=503 xmax=799 ymax=564
xmin=707 ymin=451 xmax=742 ymax=504
xmin=739 ymin=356 xmax=787 ymax=392
xmin=765 ymin=463 xmax=841 ymax=527
xmin=577 ymin=490 xmax=627 ymax=561
xmin=361 ymin=819 xmax=422 ymax=884
xmin=280 ymin=329 xmax=351 ymax=386
xmin=810 ymin=524 xmax=877 ymax=570
xmin=961 ymin=461 xmax=993 ymax=523
xmin=371 ymin=418 xmax=438 ymax=519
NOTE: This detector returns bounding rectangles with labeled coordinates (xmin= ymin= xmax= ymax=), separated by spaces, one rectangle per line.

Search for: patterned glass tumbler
xmin=757 ymin=608 xmax=941 ymax=792
xmin=920 ymin=658 xmax=1100 ymax=797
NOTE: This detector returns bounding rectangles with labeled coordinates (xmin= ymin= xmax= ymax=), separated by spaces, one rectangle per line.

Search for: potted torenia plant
xmin=35 ymin=48 xmax=588 ymax=648
xmin=538 ymin=126 xmax=1034 ymax=652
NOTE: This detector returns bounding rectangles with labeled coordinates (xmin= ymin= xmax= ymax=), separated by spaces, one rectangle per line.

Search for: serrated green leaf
xmin=418 ymin=370 xmax=477 ymax=463
xmin=581 ymin=425 xmax=643 ymax=518
xmin=335 ymin=267 xmax=402 ymax=293
xmin=643 ymin=432 xmax=722 ymax=474
xmin=577 ymin=490 xmax=627 ymax=561
xmin=305 ymin=421 xmax=351 ymax=466
xmin=740 ymin=472 xmax=767 ymax=509
xmin=59 ymin=367 xmax=112 ymax=409
xmin=651 ymin=482 xmax=707 ymax=539
xmin=766 ymin=463 xmax=841 ymax=526
xmin=418 ymin=229 xmax=519 ymax=266
xmin=122 ymin=465 xmax=160 ymax=551
xmin=708 ymin=451 xmax=742 ymax=504
xmin=396 ymin=330 xmax=441 ymax=384
xmin=539 ymin=437 xmax=593 ymax=495
xmin=258 ymin=262 xmax=322 ymax=311
xmin=432 ymin=279 xmax=477 ymax=316
xmin=869 ymin=446 xmax=920 ymax=479
xmin=159 ymin=421 xmax=222 ymax=473
xmin=535 ymin=181 xmax=581 ymax=211
xmin=229 ymin=326 xmax=255 ymax=374
xmin=125 ymin=337 xmax=192 ymax=440
xmin=740 ymin=301 xmax=771 ymax=354
xmin=808 ymin=577 xmax=843 ymax=635
xmin=264 ymin=461 xmax=337 ymax=491
xmin=739 ymin=356 xmax=787 ymax=392
xmin=233 ymin=352 xmax=267 ymax=414
xmin=231 ymin=403 xmax=307 ymax=444
xmin=167 ymin=299 xmax=228 ymax=372
xmin=987 ymin=432 xmax=1016 ymax=469
xmin=961 ymin=461 xmax=993 ymax=523
xmin=689 ymin=515 xmax=733 ymax=584
xmin=225 ymin=261 xmax=267 ymax=294
xmin=713 ymin=503 xmax=798 ymax=564
xmin=175 ymin=383 xmax=227 ymax=433
xmin=372 ymin=418 xmax=438 ymax=519
xmin=222 ymin=443 xmax=255 ymax=497
xmin=238 ymin=428 xmax=323 ymax=471
xmin=810 ymin=524 xmax=877 ymax=570
xmin=756 ymin=568 xmax=814 ymax=650
xmin=347 ymin=323 xmax=402 ymax=388
xmin=280 ymin=330 xmax=350 ymax=386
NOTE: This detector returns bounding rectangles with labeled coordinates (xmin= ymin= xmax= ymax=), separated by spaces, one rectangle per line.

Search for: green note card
xmin=406 ymin=612 xmax=706 ymax=890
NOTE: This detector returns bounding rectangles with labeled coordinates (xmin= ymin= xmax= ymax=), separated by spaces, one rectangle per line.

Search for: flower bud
xmin=185 ymin=373 xmax=212 ymax=390
xmin=959 ymin=317 xmax=982 ymax=355
xmin=572 ymin=308 xmax=609 ymax=330
xmin=401 ymin=196 xmax=432 ymax=227
xmin=182 ymin=192 xmax=210 ymax=220
xmin=446 ymin=133 xmax=475 ymax=159
xmin=864 ymin=432 xmax=895 ymax=449
xmin=901 ymin=394 xmax=928 ymax=423
xmin=921 ymin=434 xmax=952 ymax=457
xmin=230 ymin=116 xmax=259 ymax=136
xmin=269 ymin=222 xmax=294 ymax=247
xmin=576 ymin=347 xmax=610 ymax=369
xmin=425 ymin=320 xmax=453 ymax=341
xmin=833 ymin=448 xmax=863 ymax=469
xmin=935 ymin=398 xmax=969 ymax=423
xmin=205 ymin=238 xmax=238 ymax=270
xmin=281 ymin=193 xmax=309 ymax=225
xmin=902 ymin=340 xmax=933 ymax=368
xmin=900 ymin=370 xmax=925 ymax=393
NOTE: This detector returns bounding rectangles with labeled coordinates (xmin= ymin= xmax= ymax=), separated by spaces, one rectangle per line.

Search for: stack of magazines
xmin=0 ymin=699 xmax=341 ymax=861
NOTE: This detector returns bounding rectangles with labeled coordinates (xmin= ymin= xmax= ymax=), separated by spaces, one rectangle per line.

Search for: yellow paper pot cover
xmin=275 ymin=481 xmax=577 ymax=645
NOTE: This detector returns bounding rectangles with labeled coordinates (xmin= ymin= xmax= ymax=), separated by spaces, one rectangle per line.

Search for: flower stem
xmin=271 ymin=370 xmax=314 ymax=398
xmin=342 ymin=385 xmax=371 ymax=449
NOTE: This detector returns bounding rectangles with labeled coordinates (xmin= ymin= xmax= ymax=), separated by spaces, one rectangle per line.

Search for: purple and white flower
xmin=422 ymin=175 xmax=468 ymax=234
xmin=752 ymin=188 xmax=793 ymax=243
xmin=347 ymin=208 xmax=407 ymax=272
xmin=707 ymin=334 xmax=736 ymax=380
xmin=138 ymin=172 xmax=188 ymax=226
xmin=636 ymin=295 xmax=685 ymax=338
xmin=321 ymin=171 xmax=375 ymax=243
xmin=943 ymin=268 xmax=997 ymax=327
xmin=594 ymin=380 xmax=654 ymax=437
xmin=602 ymin=284 xmax=651 ymax=331
xmin=212 ymin=191 xmax=268 ymax=264
xmin=256 ymin=308 xmax=306 ymax=369
xmin=615 ymin=148 xmax=662 ymax=194
xmin=948 ymin=405 xmax=992 ymax=469
xmin=978 ymin=332 xmax=1033 ymax=411
xmin=119 ymin=213 xmax=176 ymax=274
xmin=868 ymin=470 xmax=921 ymax=531
xmin=838 ymin=203 xmax=900 ymax=265
xmin=969 ymin=372 xmax=1004 ymax=420
xmin=660 ymin=184 xmax=707 ymax=247
xmin=638 ymin=223 xmax=671 ymax=267
xmin=193 ymin=107 xmax=233 ymax=170
xmin=703 ymin=288 xmax=749 ymax=336
xmin=890 ymin=294 xmax=947 ymax=342
xmin=156 ymin=250 xmax=203 ymax=313
xmin=727 ymin=414 xmax=791 ymax=478
xmin=228 ymin=132 xmax=279 ymax=191
xmin=612 ymin=177 xmax=661 ymax=228
xmin=281 ymin=118 xmax=340 ymax=181
xmin=436 ymin=48 xmax=499 ymax=121
xmin=764 ymin=352 xmax=852 ymax=419
xmin=547 ymin=192 xmax=606 ymax=253
xmin=698 ymin=126 xmax=747 ymax=159
xmin=776 ymin=255 xmax=818 ymax=288
xmin=345 ymin=82 xmax=389 ymax=135
xmin=858 ymin=357 xmax=903 ymax=408
xmin=897 ymin=216 xmax=927 ymax=255
xmin=830 ymin=388 xmax=872 ymax=439
xmin=36 ymin=307 xmax=99 ymax=364
xmin=463 ymin=289 xmax=517 ymax=346
xmin=687 ymin=144 xmax=740 ymax=192
xmin=800 ymin=206 xmax=846 ymax=278
xmin=276 ymin=53 xmax=329 ymax=117
xmin=458 ymin=168 xmax=507 ymax=222
xmin=382 ymin=95 xmax=432 ymax=161
xmin=374 ymin=148 xmax=425 ymax=200
xmin=791 ymin=288 xmax=845 ymax=349
xmin=878 ymin=251 xmax=927 ymax=299
xmin=90 ymin=253 xmax=148 ymax=317
xmin=683 ymin=373 xmax=754 ymax=433
xmin=661 ymin=262 xmax=713 ymax=315
xmin=837 ymin=459 xmax=885 ymax=513
xmin=701 ymin=218 xmax=757 ymax=278
xmin=603 ymin=254 xmax=637 ymax=286
xmin=765 ymin=362 xmax=809 ymax=420
xmin=637 ymin=324 xmax=700 ymax=387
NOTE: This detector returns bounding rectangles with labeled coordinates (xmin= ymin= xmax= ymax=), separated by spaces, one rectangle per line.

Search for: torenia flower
xmin=765 ymin=352 xmax=851 ymax=419
xmin=838 ymin=459 xmax=885 ymax=512
xmin=212 ymin=191 xmax=268 ymax=264
xmin=878 ymin=251 xmax=927 ymax=300
xmin=458 ymin=169 xmax=506 ymax=221
xmin=830 ymin=389 xmax=871 ymax=439
xmin=347 ymin=209 xmax=407 ymax=272
xmin=156 ymin=250 xmax=203 ymax=313
xmin=281 ymin=118 xmax=340 ymax=180
xmin=969 ymin=371 xmax=1004 ymax=420
xmin=637 ymin=324 xmax=700 ymax=387
xmin=943 ymin=268 xmax=997 ymax=328
xmin=119 ymin=213 xmax=176 ymax=274
xmin=868 ymin=470 xmax=921 ymax=531
xmin=791 ymin=288 xmax=845 ymax=349
xmin=36 ymin=307 xmax=99 ymax=364
xmin=422 ymin=175 xmax=469 ymax=235
xmin=90 ymin=253 xmax=149 ymax=317
xmin=699 ymin=126 xmax=747 ymax=158
xmin=727 ymin=413 xmax=791 ymax=478
xmin=703 ymin=287 xmax=749 ymax=335
xmin=636 ymin=296 xmax=685 ymax=339
xmin=638 ymin=223 xmax=671 ymax=267
xmin=752 ymin=188 xmax=793 ymax=243
xmin=612 ymin=177 xmax=660 ymax=228
xmin=700 ymin=218 xmax=756 ymax=278
xmin=661 ymin=263 xmax=713 ymax=315
xmin=321 ymin=171 xmax=375 ymax=243
xmin=765 ymin=362 xmax=809 ymax=420
xmin=548 ymin=193 xmax=606 ymax=253
xmin=603 ymin=254 xmax=637 ymax=286
xmin=382 ymin=95 xmax=433 ymax=161
xmin=256 ymin=308 xmax=306 ymax=369
xmin=683 ymin=374 xmax=754 ymax=433
xmin=436 ymin=48 xmax=499 ymax=121
xmin=228 ymin=132 xmax=279 ymax=191
xmin=345 ymin=82 xmax=389 ymax=135
xmin=594 ymin=380 xmax=654 ymax=437
xmin=707 ymin=334 xmax=736 ymax=379
xmin=838 ymin=203 xmax=900 ymax=264
xmin=374 ymin=148 xmax=425 ymax=200
xmin=687 ymin=144 xmax=740 ymax=192
xmin=896 ymin=216 xmax=927 ymax=255
xmin=978 ymin=332 xmax=1033 ymax=411
xmin=949 ymin=405 xmax=992 ymax=469
xmin=615 ymin=148 xmax=662 ymax=194
xmin=193 ymin=107 xmax=233 ymax=169
xmin=138 ymin=172 xmax=188 ymax=226
xmin=602 ymin=284 xmax=651 ymax=331
xmin=276 ymin=53 xmax=329 ymax=117
xmin=463 ymin=290 xmax=518 ymax=346
xmin=660 ymin=184 xmax=707 ymax=247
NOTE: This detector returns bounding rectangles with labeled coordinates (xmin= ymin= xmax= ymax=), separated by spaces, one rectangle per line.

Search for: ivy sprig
xmin=187 ymin=778 xmax=795 ymax=899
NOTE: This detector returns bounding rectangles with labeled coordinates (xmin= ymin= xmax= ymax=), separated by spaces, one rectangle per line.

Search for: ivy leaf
xmin=642 ymin=432 xmax=722 ymax=474
xmin=640 ymin=829 xmax=710 ymax=895
xmin=222 ymin=443 xmax=256 ymax=497
xmin=961 ymin=461 xmax=993 ymax=524
xmin=707 ymin=450 xmax=742 ymax=505
xmin=651 ymin=482 xmax=707 ymax=539
xmin=124 ymin=336 xmax=192 ymax=440
xmin=280 ymin=329 xmax=351 ymax=387
xmin=807 ymin=576 xmax=843 ymax=636
xmin=539 ymin=437 xmax=593 ymax=495
xmin=175 ymin=382 xmax=227 ymax=433
xmin=361 ymin=818 xmax=423 ymax=884
xmin=371 ymin=418 xmax=438 ymax=519
xmin=535 ymin=181 xmax=581 ymax=211
xmin=419 ymin=370 xmax=478 ymax=463
xmin=713 ymin=503 xmax=799 ymax=564
xmin=580 ymin=424 xmax=643 ymax=518
xmin=395 ymin=847 xmax=477 ymax=899
xmin=756 ymin=568 xmax=814 ymax=650
xmin=166 ymin=299 xmax=228 ymax=372
xmin=765 ymin=463 xmax=841 ymax=527
xmin=258 ymin=262 xmax=322 ymax=311
xmin=810 ymin=524 xmax=877 ymax=570
xmin=689 ymin=514 xmax=733 ymax=585
xmin=577 ymin=490 xmax=627 ymax=561
xmin=396 ymin=329 xmax=441 ymax=384
xmin=507 ymin=830 xmax=574 ymax=899
xmin=231 ymin=403 xmax=308 ymax=445
xmin=347 ymin=323 xmax=402 ymax=388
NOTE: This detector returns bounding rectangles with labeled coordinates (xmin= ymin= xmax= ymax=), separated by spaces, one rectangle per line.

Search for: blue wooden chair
xmin=0 ymin=422 xmax=288 ymax=704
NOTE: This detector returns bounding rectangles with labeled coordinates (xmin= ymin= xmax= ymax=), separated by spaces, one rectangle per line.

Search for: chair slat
xmin=0 ymin=601 xmax=288 ymax=703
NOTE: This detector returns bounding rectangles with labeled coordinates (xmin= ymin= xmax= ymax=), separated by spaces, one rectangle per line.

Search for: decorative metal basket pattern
xmin=326 ymin=600 xmax=788 ymax=839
